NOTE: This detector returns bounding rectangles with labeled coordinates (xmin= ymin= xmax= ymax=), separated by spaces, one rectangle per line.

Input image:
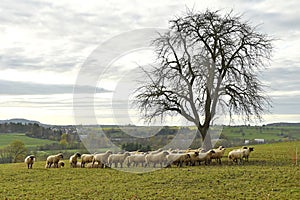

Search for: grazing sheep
xmin=166 ymin=153 xmax=190 ymax=167
xmin=125 ymin=153 xmax=147 ymax=167
xmin=228 ymin=149 xmax=244 ymax=164
xmin=80 ymin=154 xmax=94 ymax=168
xmin=211 ymin=146 xmax=226 ymax=164
xmin=92 ymin=150 xmax=113 ymax=168
xmin=24 ymin=155 xmax=35 ymax=169
xmin=50 ymin=161 xmax=65 ymax=168
xmin=86 ymin=162 xmax=102 ymax=168
xmin=108 ymin=152 xmax=130 ymax=168
xmin=69 ymin=152 xmax=81 ymax=168
xmin=228 ymin=147 xmax=254 ymax=164
xmin=197 ymin=150 xmax=215 ymax=165
xmin=46 ymin=153 xmax=63 ymax=168
xmin=76 ymin=162 xmax=82 ymax=168
xmin=145 ymin=151 xmax=169 ymax=168
xmin=242 ymin=147 xmax=254 ymax=162
xmin=186 ymin=151 xmax=200 ymax=166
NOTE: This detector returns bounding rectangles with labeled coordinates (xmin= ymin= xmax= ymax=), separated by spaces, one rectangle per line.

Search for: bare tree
xmin=135 ymin=10 xmax=273 ymax=150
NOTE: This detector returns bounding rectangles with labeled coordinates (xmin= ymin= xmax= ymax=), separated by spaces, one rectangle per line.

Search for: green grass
xmin=222 ymin=126 xmax=300 ymax=141
xmin=0 ymin=141 xmax=299 ymax=199
xmin=0 ymin=133 xmax=57 ymax=148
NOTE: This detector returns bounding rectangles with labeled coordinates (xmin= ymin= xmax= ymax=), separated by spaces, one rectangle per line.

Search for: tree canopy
xmin=135 ymin=10 xmax=273 ymax=150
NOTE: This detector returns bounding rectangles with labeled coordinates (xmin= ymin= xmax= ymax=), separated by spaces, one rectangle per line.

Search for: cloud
xmin=0 ymin=80 xmax=110 ymax=95
xmin=0 ymin=0 xmax=299 ymax=124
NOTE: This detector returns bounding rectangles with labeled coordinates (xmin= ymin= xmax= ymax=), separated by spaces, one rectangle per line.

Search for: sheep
xmin=166 ymin=153 xmax=190 ymax=167
xmin=50 ymin=161 xmax=65 ymax=168
xmin=228 ymin=149 xmax=244 ymax=164
xmin=92 ymin=150 xmax=113 ymax=168
xmin=125 ymin=153 xmax=147 ymax=167
xmin=186 ymin=151 xmax=200 ymax=166
xmin=46 ymin=153 xmax=63 ymax=168
xmin=108 ymin=152 xmax=130 ymax=168
xmin=69 ymin=152 xmax=81 ymax=168
xmin=80 ymin=154 xmax=94 ymax=168
xmin=24 ymin=155 xmax=35 ymax=169
xmin=197 ymin=150 xmax=215 ymax=165
xmin=211 ymin=146 xmax=226 ymax=164
xmin=86 ymin=162 xmax=102 ymax=168
xmin=145 ymin=151 xmax=169 ymax=168
xmin=242 ymin=147 xmax=254 ymax=162
xmin=228 ymin=147 xmax=254 ymax=164
xmin=76 ymin=162 xmax=82 ymax=168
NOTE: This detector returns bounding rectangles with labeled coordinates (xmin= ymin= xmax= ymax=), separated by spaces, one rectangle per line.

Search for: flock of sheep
xmin=24 ymin=146 xmax=254 ymax=169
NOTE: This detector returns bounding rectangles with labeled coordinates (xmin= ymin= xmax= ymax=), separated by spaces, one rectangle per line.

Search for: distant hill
xmin=266 ymin=122 xmax=300 ymax=126
xmin=0 ymin=118 xmax=45 ymax=126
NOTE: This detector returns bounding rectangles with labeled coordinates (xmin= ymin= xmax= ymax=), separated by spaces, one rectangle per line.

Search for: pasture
xmin=0 ymin=141 xmax=299 ymax=199
xmin=0 ymin=133 xmax=58 ymax=148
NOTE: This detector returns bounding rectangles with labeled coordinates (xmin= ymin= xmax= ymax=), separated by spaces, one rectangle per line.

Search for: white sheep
xmin=166 ymin=153 xmax=190 ymax=167
xmin=51 ymin=161 xmax=65 ymax=168
xmin=242 ymin=147 xmax=254 ymax=162
xmin=145 ymin=151 xmax=169 ymax=168
xmin=46 ymin=153 xmax=63 ymax=168
xmin=211 ymin=146 xmax=226 ymax=164
xmin=197 ymin=150 xmax=215 ymax=165
xmin=80 ymin=154 xmax=94 ymax=168
xmin=186 ymin=151 xmax=200 ymax=166
xmin=69 ymin=152 xmax=81 ymax=168
xmin=24 ymin=155 xmax=35 ymax=169
xmin=108 ymin=152 xmax=131 ymax=168
xmin=228 ymin=147 xmax=254 ymax=164
xmin=125 ymin=153 xmax=147 ymax=167
xmin=86 ymin=162 xmax=102 ymax=168
xmin=92 ymin=150 xmax=113 ymax=168
xmin=76 ymin=162 xmax=82 ymax=168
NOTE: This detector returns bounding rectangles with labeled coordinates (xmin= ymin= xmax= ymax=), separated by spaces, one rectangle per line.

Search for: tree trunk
xmin=198 ymin=127 xmax=213 ymax=151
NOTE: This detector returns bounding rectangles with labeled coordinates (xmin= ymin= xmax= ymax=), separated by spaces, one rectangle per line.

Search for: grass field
xmin=0 ymin=141 xmax=299 ymax=199
xmin=0 ymin=133 xmax=57 ymax=148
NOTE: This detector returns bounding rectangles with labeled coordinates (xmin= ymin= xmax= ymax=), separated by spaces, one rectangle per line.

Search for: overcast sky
xmin=0 ymin=0 xmax=299 ymax=125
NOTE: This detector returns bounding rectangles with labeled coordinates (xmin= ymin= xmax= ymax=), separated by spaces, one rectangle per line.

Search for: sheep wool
xmin=25 ymin=155 xmax=35 ymax=169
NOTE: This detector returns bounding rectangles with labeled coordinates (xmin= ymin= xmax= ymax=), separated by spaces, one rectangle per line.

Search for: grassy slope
xmin=0 ymin=141 xmax=299 ymax=199
xmin=0 ymin=133 xmax=57 ymax=148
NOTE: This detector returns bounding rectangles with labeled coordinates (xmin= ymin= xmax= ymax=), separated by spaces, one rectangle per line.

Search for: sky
xmin=0 ymin=0 xmax=299 ymax=125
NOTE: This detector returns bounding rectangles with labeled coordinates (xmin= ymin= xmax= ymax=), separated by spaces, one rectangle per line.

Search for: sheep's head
xmin=125 ymin=152 xmax=131 ymax=157
xmin=106 ymin=150 xmax=113 ymax=155
xmin=162 ymin=151 xmax=169 ymax=156
xmin=249 ymin=147 xmax=254 ymax=152
xmin=209 ymin=150 xmax=216 ymax=154
xmin=76 ymin=152 xmax=81 ymax=158
xmin=29 ymin=155 xmax=35 ymax=160
xmin=193 ymin=152 xmax=199 ymax=156
xmin=58 ymin=153 xmax=63 ymax=159
xmin=60 ymin=162 xmax=65 ymax=167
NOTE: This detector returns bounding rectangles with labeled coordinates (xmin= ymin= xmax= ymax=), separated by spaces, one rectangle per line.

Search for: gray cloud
xmin=0 ymin=80 xmax=109 ymax=95
xmin=0 ymin=0 xmax=300 ymax=124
